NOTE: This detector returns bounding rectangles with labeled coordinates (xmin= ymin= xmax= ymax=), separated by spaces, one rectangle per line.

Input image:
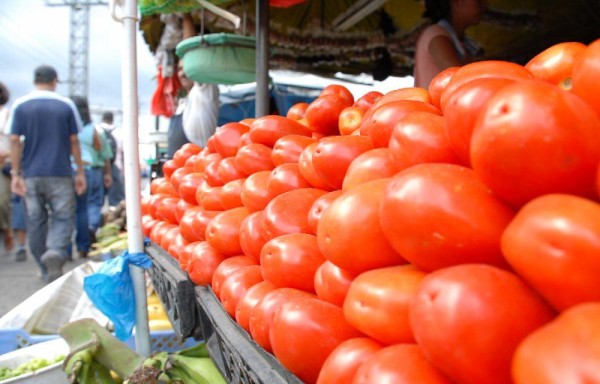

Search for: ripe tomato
xmin=156 ymin=197 xmax=180 ymax=225
xmin=160 ymin=226 xmax=180 ymax=253
xmin=169 ymin=166 xmax=193 ymax=192
xmin=219 ymin=265 xmax=263 ymax=317
xmin=267 ymin=163 xmax=311 ymax=198
xmin=175 ymin=198 xmax=191 ymax=223
xmin=249 ymin=115 xmax=312 ymax=147
xmin=410 ymin=264 xmax=556 ymax=384
xmin=193 ymin=151 xmax=222 ymax=173
xmin=321 ymin=84 xmax=355 ymax=105
xmin=238 ymin=210 xmax=267 ymax=262
xmin=198 ymin=186 xmax=224 ymax=211
xmin=150 ymin=177 xmax=167 ymax=195
xmin=162 ymin=159 xmax=178 ymax=180
xmin=190 ymin=209 xmax=220 ymax=241
xmin=235 ymin=280 xmax=276 ymax=332
xmin=187 ymin=241 xmax=227 ymax=286
xmin=439 ymin=60 xmax=533 ymax=111
xmin=271 ymin=134 xmax=316 ymax=166
xmin=178 ymin=206 xmax=203 ymax=243
xmin=501 ymin=194 xmax=600 ymax=311
xmin=298 ymin=142 xmax=334 ymax=191
xmin=372 ymin=88 xmax=432 ymax=110
xmin=211 ymin=255 xmax=258 ymax=298
xmin=338 ymin=106 xmax=365 ymax=136
xmin=344 ymin=265 xmax=426 ymax=345
xmin=312 ymin=135 xmax=374 ymax=190
xmin=359 ymin=100 xmax=440 ymax=148
xmin=307 ymin=190 xmax=343 ymax=235
xmin=167 ymin=233 xmax=188 ymax=261
xmin=352 ymin=344 xmax=453 ymax=384
xmin=248 ymin=287 xmax=314 ymax=352
xmin=428 ymin=66 xmax=459 ymax=110
xmin=572 ymin=38 xmax=600 ymax=116
xmin=318 ymin=179 xmax=405 ymax=274
xmin=262 ymin=188 xmax=327 ymax=241
xmin=173 ymin=143 xmax=202 ymax=167
xmin=260 ymin=233 xmax=325 ymax=293
xmin=316 ymin=337 xmax=384 ymax=384
xmin=203 ymin=158 xmax=224 ymax=187
xmin=286 ymin=102 xmax=309 ymax=120
xmin=270 ymin=295 xmax=363 ymax=384
xmin=212 ymin=122 xmax=250 ymax=157
xmin=305 ymin=94 xmax=353 ymax=135
xmin=512 ymin=302 xmax=600 ymax=384
xmin=205 ymin=207 xmax=250 ymax=256
xmin=234 ymin=143 xmax=275 ymax=175
xmin=471 ymin=80 xmax=600 ymax=208
xmin=525 ymin=41 xmax=586 ymax=87
xmin=148 ymin=220 xmax=174 ymax=245
xmin=155 ymin=181 xmax=179 ymax=198
xmin=141 ymin=214 xmax=159 ymax=238
xmin=177 ymin=172 xmax=204 ymax=205
xmin=314 ymin=260 xmax=357 ymax=307
xmin=240 ymin=170 xmax=273 ymax=212
xmin=216 ymin=156 xmax=245 ymax=184
xmin=237 ymin=132 xmax=253 ymax=149
xmin=239 ymin=117 xmax=255 ymax=126
xmin=353 ymin=91 xmax=383 ymax=113
xmin=380 ymin=164 xmax=514 ymax=272
xmin=443 ymin=77 xmax=515 ymax=166
xmin=342 ymin=148 xmax=397 ymax=191
xmin=220 ymin=178 xmax=245 ymax=210
xmin=177 ymin=240 xmax=201 ymax=271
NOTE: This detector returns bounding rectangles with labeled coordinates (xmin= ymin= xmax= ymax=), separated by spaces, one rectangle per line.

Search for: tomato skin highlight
xmin=316 ymin=337 xmax=384 ymax=384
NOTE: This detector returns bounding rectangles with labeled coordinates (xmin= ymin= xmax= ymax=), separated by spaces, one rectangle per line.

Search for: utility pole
xmin=45 ymin=0 xmax=108 ymax=98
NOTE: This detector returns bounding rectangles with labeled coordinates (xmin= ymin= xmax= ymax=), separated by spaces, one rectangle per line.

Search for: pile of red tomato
xmin=140 ymin=39 xmax=600 ymax=384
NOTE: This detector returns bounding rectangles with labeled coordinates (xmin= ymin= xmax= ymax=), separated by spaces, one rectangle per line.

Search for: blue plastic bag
xmin=83 ymin=250 xmax=153 ymax=340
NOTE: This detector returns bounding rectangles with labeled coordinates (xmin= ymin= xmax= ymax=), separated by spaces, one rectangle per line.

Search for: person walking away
xmin=0 ymin=82 xmax=14 ymax=254
xmin=98 ymin=112 xmax=125 ymax=207
xmin=413 ymin=0 xmax=486 ymax=88
xmin=8 ymin=65 xmax=86 ymax=282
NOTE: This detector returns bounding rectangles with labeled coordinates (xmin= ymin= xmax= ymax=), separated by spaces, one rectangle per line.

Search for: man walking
xmin=8 ymin=65 xmax=86 ymax=282
xmin=98 ymin=111 xmax=125 ymax=207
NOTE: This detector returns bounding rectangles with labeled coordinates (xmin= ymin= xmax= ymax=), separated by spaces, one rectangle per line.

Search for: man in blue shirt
xmin=8 ymin=65 xmax=86 ymax=282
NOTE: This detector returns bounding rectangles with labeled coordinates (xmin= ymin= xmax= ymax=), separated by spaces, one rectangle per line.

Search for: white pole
xmin=110 ymin=0 xmax=151 ymax=356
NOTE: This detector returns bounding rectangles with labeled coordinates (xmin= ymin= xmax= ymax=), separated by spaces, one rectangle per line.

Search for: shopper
xmin=98 ymin=111 xmax=125 ymax=207
xmin=8 ymin=65 xmax=86 ymax=282
xmin=0 ymin=81 xmax=13 ymax=254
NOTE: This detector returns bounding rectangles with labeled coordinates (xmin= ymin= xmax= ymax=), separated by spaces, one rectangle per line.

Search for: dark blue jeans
xmin=106 ymin=163 xmax=125 ymax=207
xmin=74 ymin=189 xmax=91 ymax=253
xmin=86 ymin=167 xmax=105 ymax=232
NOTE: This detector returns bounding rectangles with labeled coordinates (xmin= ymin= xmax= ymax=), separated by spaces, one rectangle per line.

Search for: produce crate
xmin=0 ymin=330 xmax=57 ymax=356
xmin=0 ymin=338 xmax=68 ymax=384
xmin=195 ymin=286 xmax=303 ymax=384
xmin=146 ymin=243 xmax=201 ymax=340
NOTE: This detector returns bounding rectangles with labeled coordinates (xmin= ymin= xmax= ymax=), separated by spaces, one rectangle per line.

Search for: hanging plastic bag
xmin=83 ymin=250 xmax=153 ymax=340
xmin=182 ymin=82 xmax=220 ymax=149
xmin=151 ymin=65 xmax=177 ymax=117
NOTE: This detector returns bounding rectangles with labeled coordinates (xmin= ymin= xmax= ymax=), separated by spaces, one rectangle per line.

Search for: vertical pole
xmin=121 ymin=0 xmax=151 ymax=356
xmin=255 ymin=0 xmax=269 ymax=117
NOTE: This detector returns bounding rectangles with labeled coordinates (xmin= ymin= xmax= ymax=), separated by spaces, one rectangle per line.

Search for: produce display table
xmin=146 ymin=243 xmax=303 ymax=384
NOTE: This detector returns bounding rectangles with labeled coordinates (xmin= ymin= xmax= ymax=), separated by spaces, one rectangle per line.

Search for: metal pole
xmin=113 ymin=0 xmax=151 ymax=356
xmin=255 ymin=0 xmax=269 ymax=117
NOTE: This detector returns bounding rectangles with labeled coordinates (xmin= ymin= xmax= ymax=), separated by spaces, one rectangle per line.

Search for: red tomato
xmin=318 ymin=179 xmax=405 ymax=274
xmin=141 ymin=214 xmax=159 ymax=238
xmin=211 ymin=255 xmax=258 ymax=298
xmin=187 ymin=241 xmax=227 ymax=286
xmin=286 ymin=102 xmax=309 ymax=120
xmin=177 ymin=172 xmax=204 ymax=205
xmin=316 ymin=337 xmax=384 ymax=384
xmin=175 ymin=198 xmax=191 ymax=224
xmin=235 ymin=280 xmax=276 ymax=332
xmin=177 ymin=240 xmax=200 ymax=271
xmin=338 ymin=106 xmax=365 ymax=136
xmin=160 ymin=226 xmax=180 ymax=253
xmin=312 ymin=135 xmax=374 ymax=190
xmin=260 ymin=233 xmax=325 ymax=293
xmin=219 ymin=265 xmax=263 ymax=317
xmin=512 ymin=302 xmax=600 ymax=384
xmin=203 ymin=158 xmax=224 ymax=187
xmin=307 ymin=190 xmax=343 ymax=235
xmin=342 ymin=148 xmax=397 ymax=191
xmin=344 ymin=265 xmax=426 ymax=345
xmin=439 ymin=60 xmax=533 ymax=112
xmin=371 ymin=87 xmax=432 ymax=109
xmin=220 ymin=178 xmax=245 ymax=210
xmin=183 ymin=153 xmax=199 ymax=169
xmin=178 ymin=206 xmax=203 ymax=243
xmin=501 ymin=194 xmax=600 ymax=311
xmin=212 ymin=122 xmax=250 ymax=157
xmin=380 ymin=164 xmax=515 ymax=272
xmin=239 ymin=118 xmax=255 ymax=126
xmin=238 ymin=210 xmax=267 ymax=262
xmin=352 ymin=344 xmax=453 ymax=384
xmin=198 ymin=186 xmax=224 ymax=211
xmin=248 ymin=287 xmax=314 ymax=352
xmin=249 ymin=115 xmax=312 ymax=147
xmin=149 ymin=177 xmax=166 ymax=195
xmin=240 ymin=170 xmax=273 ymax=212
xmin=237 ymin=132 xmax=253 ymax=149
xmin=190 ymin=209 xmax=220 ymax=241
xmin=156 ymin=197 xmax=180 ymax=225
xmin=162 ymin=159 xmax=178 ymax=180
xmin=173 ymin=143 xmax=202 ymax=167
xmin=149 ymin=221 xmax=176 ymax=246
xmin=155 ymin=181 xmax=179 ymax=198
xmin=298 ymin=142 xmax=335 ymax=191
xmin=234 ymin=143 xmax=275 ymax=175
xmin=525 ymin=41 xmax=586 ymax=87
xmin=410 ymin=264 xmax=556 ymax=384
xmin=321 ymin=84 xmax=355 ymax=105
xmin=572 ymin=39 xmax=600 ymax=116
xmin=428 ymin=66 xmax=459 ymax=110
xmin=193 ymin=151 xmax=222 ymax=173
xmin=359 ymin=100 xmax=441 ymax=148
xmin=262 ymin=188 xmax=327 ymax=241
xmin=389 ymin=111 xmax=462 ymax=171
xmin=205 ymin=207 xmax=250 ymax=257
xmin=353 ymin=91 xmax=383 ymax=113
xmin=444 ymin=77 xmax=515 ymax=166
xmin=267 ymin=163 xmax=311 ymax=198
xmin=147 ymin=194 xmax=167 ymax=219
xmin=305 ymin=94 xmax=353 ymax=135
xmin=270 ymin=295 xmax=363 ymax=384
xmin=314 ymin=260 xmax=356 ymax=307
xmin=271 ymin=134 xmax=316 ymax=166
xmin=168 ymin=233 xmax=189 ymax=261
xmin=169 ymin=167 xmax=193 ymax=192
xmin=471 ymin=80 xmax=600 ymax=207
xmin=216 ymin=156 xmax=246 ymax=184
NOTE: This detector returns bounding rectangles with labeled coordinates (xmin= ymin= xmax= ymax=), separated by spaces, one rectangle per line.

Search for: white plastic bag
xmin=182 ymin=83 xmax=220 ymax=149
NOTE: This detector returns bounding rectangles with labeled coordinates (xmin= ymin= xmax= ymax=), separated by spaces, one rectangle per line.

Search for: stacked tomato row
xmin=141 ymin=39 xmax=600 ymax=384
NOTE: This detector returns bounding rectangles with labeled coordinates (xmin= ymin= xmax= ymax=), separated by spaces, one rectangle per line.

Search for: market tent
xmin=139 ymin=0 xmax=600 ymax=81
